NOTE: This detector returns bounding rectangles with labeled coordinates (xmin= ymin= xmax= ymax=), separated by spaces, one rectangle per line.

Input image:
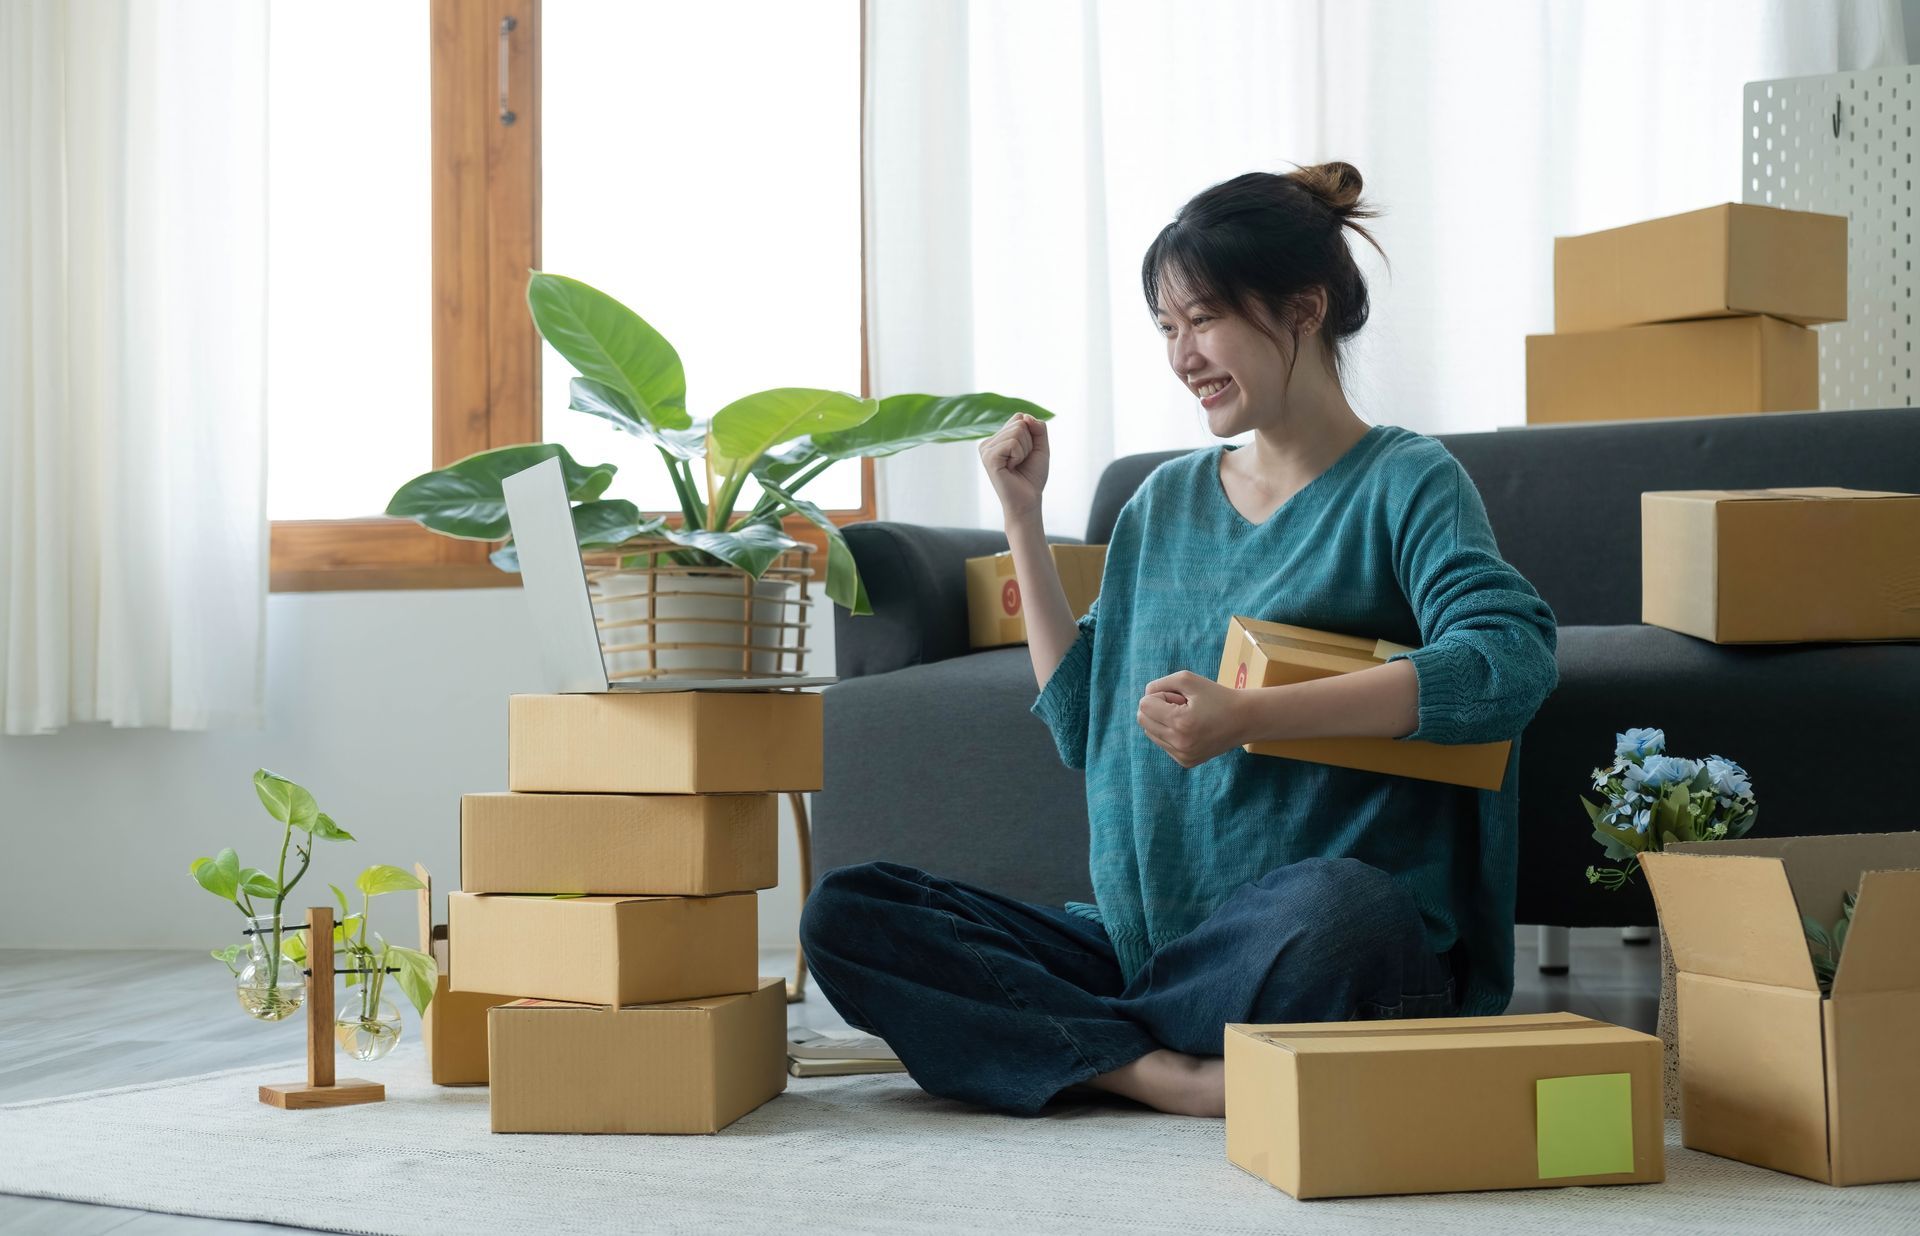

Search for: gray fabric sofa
xmin=815 ymin=407 xmax=1920 ymax=931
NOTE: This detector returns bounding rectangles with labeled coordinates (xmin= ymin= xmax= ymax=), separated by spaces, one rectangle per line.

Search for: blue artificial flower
xmin=1628 ymin=754 xmax=1700 ymax=791
xmin=1703 ymin=755 xmax=1753 ymax=799
xmin=1616 ymin=728 xmax=1666 ymax=760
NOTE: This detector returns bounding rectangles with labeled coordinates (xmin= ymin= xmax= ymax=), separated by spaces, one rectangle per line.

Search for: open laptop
xmin=501 ymin=457 xmax=835 ymax=693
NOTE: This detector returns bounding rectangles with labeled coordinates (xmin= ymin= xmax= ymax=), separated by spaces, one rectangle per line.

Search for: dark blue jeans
xmin=799 ymin=856 xmax=1461 ymax=1116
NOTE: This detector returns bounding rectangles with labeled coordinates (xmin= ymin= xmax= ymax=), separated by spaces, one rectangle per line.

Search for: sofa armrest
xmin=834 ymin=521 xmax=1084 ymax=680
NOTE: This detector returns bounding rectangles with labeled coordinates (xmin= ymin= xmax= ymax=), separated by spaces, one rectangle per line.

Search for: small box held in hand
xmin=1215 ymin=616 xmax=1511 ymax=791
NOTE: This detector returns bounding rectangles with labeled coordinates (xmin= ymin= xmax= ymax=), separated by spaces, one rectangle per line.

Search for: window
xmin=269 ymin=1 xmax=871 ymax=591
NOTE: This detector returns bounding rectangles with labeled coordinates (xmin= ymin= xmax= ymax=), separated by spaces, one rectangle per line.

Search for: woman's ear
xmin=1294 ymin=286 xmax=1329 ymax=336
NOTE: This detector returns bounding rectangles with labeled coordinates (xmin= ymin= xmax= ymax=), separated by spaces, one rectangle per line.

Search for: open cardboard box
xmin=1641 ymin=487 xmax=1920 ymax=643
xmin=1215 ymin=616 xmax=1511 ymax=791
xmin=1553 ymin=202 xmax=1847 ymax=334
xmin=964 ymin=544 xmax=1106 ymax=649
xmin=508 ymin=690 xmax=822 ymax=794
xmin=1226 ymin=1012 xmax=1664 ymax=1199
xmin=1640 ymin=833 xmax=1920 ymax=1185
xmin=1525 ymin=314 xmax=1817 ymax=425
xmin=413 ymin=865 xmax=516 ymax=1086
xmin=460 ymin=791 xmax=778 ymax=895
xmin=489 ymin=976 xmax=787 ymax=1134
xmin=448 ymin=889 xmax=758 ymax=1007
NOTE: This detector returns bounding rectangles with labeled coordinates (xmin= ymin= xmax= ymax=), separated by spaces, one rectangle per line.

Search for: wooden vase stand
xmin=259 ymin=905 xmax=386 ymax=1109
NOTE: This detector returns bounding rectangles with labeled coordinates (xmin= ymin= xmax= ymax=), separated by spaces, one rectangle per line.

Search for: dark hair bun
xmin=1284 ymin=161 xmax=1376 ymax=220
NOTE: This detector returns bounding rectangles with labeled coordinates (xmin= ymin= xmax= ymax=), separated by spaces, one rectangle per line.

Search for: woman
xmin=800 ymin=162 xmax=1558 ymax=1119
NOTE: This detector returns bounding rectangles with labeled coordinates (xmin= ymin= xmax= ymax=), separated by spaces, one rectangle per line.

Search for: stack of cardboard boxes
xmin=433 ymin=688 xmax=821 ymax=1134
xmin=1527 ymin=203 xmax=1848 ymax=425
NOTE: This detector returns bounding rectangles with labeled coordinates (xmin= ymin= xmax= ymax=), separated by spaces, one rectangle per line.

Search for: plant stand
xmin=786 ymin=790 xmax=813 ymax=1003
xmin=259 ymin=906 xmax=384 ymax=1110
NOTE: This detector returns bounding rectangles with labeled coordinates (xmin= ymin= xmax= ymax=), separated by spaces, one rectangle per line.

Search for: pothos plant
xmin=385 ymin=272 xmax=1054 ymax=615
xmin=282 ymin=865 xmax=437 ymax=1057
xmin=194 ymin=769 xmax=355 ymax=1017
xmin=192 ymin=771 xmax=434 ymax=1038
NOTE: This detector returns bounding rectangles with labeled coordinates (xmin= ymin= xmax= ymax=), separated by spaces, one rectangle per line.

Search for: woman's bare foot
xmin=1081 ymin=1049 xmax=1225 ymax=1117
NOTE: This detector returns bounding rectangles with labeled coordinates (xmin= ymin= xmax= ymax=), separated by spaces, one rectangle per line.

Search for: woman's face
xmin=1154 ymin=277 xmax=1301 ymax=438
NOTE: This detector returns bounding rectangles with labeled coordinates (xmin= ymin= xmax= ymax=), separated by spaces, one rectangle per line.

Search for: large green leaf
xmin=236 ymin=867 xmax=280 ymax=899
xmin=758 ymin=481 xmax=870 ymax=615
xmin=569 ymin=379 xmax=707 ymax=459
xmin=253 ymin=770 xmax=318 ymax=829
xmin=527 ymin=273 xmax=689 ymax=428
xmin=385 ymin=444 xmax=617 ymax=541
xmin=356 ymin=864 xmax=425 ymax=898
xmin=810 ymin=392 xmax=1054 ymax=460
xmin=659 ymin=524 xmax=801 ymax=579
xmin=709 ymin=389 xmax=876 ymax=469
xmin=488 ymin=501 xmax=666 ymax=572
xmin=749 ymin=441 xmax=820 ymax=491
xmin=387 ymin=944 xmax=438 ymax=1017
xmin=191 ymin=849 xmax=241 ymax=901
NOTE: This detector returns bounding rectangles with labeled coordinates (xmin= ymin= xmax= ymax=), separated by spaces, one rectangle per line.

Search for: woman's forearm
xmin=1235 ymin=658 xmax=1421 ymax=744
xmin=1006 ymin=515 xmax=1081 ymax=691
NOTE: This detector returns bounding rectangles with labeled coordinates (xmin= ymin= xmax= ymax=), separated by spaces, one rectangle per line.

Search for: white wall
xmin=0 ymin=586 xmax=832 ymax=952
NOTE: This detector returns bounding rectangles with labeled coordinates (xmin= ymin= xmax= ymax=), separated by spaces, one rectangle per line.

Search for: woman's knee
xmin=1248 ymin=858 xmax=1421 ymax=968
xmin=799 ymin=861 xmax=922 ymax=956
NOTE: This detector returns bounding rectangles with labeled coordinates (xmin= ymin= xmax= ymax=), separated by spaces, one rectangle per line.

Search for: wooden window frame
xmin=271 ymin=0 xmax=876 ymax=592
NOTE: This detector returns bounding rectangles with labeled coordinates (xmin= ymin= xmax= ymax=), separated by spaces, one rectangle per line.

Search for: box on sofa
xmin=1641 ymin=487 xmax=1920 ymax=643
xmin=1552 ymin=202 xmax=1847 ymax=334
xmin=1526 ymin=315 xmax=1817 ymax=425
xmin=964 ymin=544 xmax=1105 ymax=649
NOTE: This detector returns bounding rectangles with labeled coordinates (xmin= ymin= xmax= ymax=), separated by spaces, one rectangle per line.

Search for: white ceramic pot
xmin=593 ymin=570 xmax=798 ymax=680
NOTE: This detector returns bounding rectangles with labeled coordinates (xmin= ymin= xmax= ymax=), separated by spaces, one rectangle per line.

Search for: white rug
xmin=3 ymin=1044 xmax=1918 ymax=1235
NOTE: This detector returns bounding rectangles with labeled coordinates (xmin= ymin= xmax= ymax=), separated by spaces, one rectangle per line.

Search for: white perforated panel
xmin=1745 ymin=69 xmax=1915 ymax=410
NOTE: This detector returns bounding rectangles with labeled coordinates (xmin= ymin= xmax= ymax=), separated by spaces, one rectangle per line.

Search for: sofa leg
xmin=1620 ymin=925 xmax=1653 ymax=946
xmin=1537 ymin=925 xmax=1570 ymax=975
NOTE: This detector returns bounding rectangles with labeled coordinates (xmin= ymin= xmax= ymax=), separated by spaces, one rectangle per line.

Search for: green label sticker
xmin=1536 ymin=1072 xmax=1635 ymax=1179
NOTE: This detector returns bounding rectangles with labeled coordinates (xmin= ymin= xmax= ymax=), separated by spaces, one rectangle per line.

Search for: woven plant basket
xmin=580 ymin=536 xmax=817 ymax=684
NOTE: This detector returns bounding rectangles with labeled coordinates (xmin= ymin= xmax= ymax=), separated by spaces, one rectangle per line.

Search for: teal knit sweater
xmin=1030 ymin=425 xmax=1558 ymax=1017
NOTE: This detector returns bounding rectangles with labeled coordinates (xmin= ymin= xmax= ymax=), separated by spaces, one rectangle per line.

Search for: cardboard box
xmin=1640 ymin=833 xmax=1920 ymax=1185
xmin=1641 ymin=487 xmax=1920 ymax=643
xmin=489 ymin=976 xmax=787 ymax=1134
xmin=1215 ymin=616 xmax=1511 ymax=790
xmin=448 ymin=891 xmax=757 ymax=1006
xmin=1226 ymin=1012 xmax=1665 ymax=1199
xmin=965 ymin=544 xmax=1106 ymax=649
xmin=1526 ymin=315 xmax=1817 ymax=425
xmin=508 ymin=690 xmax=822 ymax=793
xmin=1554 ymin=203 xmax=1847 ymax=333
xmin=413 ymin=867 xmax=516 ymax=1086
xmin=460 ymin=791 xmax=777 ymax=895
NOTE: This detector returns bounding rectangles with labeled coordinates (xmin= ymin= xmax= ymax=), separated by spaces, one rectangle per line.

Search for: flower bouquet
xmin=1582 ymin=727 xmax=1757 ymax=890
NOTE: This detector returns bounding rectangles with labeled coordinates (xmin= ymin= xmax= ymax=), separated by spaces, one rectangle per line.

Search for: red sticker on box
xmin=1002 ymin=579 xmax=1022 ymax=616
xmin=1234 ymin=662 xmax=1248 ymax=689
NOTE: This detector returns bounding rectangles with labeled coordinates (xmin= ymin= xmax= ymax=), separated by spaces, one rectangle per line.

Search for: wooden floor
xmin=0 ymin=932 xmax=1657 ymax=1234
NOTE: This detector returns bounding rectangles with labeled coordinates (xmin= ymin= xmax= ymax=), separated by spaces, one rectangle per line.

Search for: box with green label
xmin=1225 ymin=1012 xmax=1664 ymax=1199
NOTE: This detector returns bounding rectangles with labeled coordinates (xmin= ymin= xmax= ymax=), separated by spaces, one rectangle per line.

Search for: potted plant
xmin=385 ymin=273 xmax=1051 ymax=675
xmin=193 ymin=771 xmax=435 ymax=1060
xmin=194 ymin=769 xmax=356 ymax=1021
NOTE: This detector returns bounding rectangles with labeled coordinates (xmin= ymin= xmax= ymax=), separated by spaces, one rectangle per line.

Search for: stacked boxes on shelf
xmin=448 ymin=688 xmax=823 ymax=1134
xmin=1527 ymin=203 xmax=1847 ymax=424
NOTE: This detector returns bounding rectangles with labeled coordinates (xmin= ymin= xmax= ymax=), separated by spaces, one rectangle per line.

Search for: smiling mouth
xmin=1196 ymin=377 xmax=1234 ymax=406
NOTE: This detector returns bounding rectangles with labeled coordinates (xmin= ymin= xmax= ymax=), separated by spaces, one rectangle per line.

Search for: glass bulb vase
xmin=235 ymin=914 xmax=306 ymax=1022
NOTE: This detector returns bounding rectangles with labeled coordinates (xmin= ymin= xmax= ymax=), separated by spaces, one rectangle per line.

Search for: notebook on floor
xmin=787 ymin=1026 xmax=906 ymax=1077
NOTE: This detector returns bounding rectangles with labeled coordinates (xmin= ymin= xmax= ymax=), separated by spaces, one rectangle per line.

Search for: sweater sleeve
xmin=1386 ymin=459 xmax=1559 ymax=745
xmin=1029 ymin=595 xmax=1099 ymax=771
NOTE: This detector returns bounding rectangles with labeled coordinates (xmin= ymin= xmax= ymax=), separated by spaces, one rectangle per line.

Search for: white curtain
xmin=1 ymin=0 xmax=268 ymax=735
xmin=864 ymin=0 xmax=1908 ymax=538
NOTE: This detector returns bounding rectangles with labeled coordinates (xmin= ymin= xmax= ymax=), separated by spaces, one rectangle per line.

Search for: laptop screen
xmin=502 ymin=457 xmax=611 ymax=693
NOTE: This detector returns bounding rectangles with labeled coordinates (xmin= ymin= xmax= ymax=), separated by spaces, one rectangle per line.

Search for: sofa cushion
xmin=817 ymin=647 xmax=1093 ymax=906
